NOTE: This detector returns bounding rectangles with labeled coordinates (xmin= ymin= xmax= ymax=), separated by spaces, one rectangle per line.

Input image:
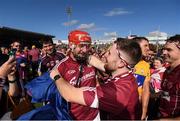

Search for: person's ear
xmin=117 ymin=60 xmax=125 ymax=69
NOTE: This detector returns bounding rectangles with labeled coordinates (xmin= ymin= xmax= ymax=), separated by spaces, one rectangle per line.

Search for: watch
xmin=53 ymin=74 xmax=61 ymax=82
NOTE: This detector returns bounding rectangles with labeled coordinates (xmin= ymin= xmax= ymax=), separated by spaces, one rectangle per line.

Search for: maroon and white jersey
xmin=57 ymin=56 xmax=99 ymax=120
xmin=159 ymin=64 xmax=180 ymax=118
xmin=40 ymin=51 xmax=65 ymax=73
xmin=83 ymin=71 xmax=141 ymax=120
xmin=150 ymin=67 xmax=166 ymax=93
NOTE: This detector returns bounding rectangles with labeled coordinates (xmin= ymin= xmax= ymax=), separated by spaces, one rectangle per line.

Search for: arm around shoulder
xmin=50 ymin=68 xmax=86 ymax=106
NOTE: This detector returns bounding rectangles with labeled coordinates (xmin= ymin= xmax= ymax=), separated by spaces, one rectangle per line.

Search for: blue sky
xmin=0 ymin=0 xmax=179 ymax=41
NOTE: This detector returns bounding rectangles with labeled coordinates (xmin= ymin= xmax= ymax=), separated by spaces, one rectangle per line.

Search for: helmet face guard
xmin=68 ymin=30 xmax=92 ymax=45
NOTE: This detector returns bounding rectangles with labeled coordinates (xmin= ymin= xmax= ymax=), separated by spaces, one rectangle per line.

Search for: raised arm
xmin=0 ymin=56 xmax=17 ymax=100
xmin=7 ymin=65 xmax=19 ymax=96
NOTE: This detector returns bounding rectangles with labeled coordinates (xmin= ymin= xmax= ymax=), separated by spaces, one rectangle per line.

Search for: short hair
xmin=132 ymin=36 xmax=149 ymax=43
xmin=42 ymin=39 xmax=53 ymax=45
xmin=40 ymin=39 xmax=53 ymax=48
xmin=11 ymin=40 xmax=22 ymax=49
xmin=166 ymin=34 xmax=180 ymax=43
xmin=154 ymin=57 xmax=164 ymax=64
xmin=114 ymin=38 xmax=142 ymax=67
xmin=12 ymin=40 xmax=21 ymax=45
xmin=166 ymin=35 xmax=180 ymax=49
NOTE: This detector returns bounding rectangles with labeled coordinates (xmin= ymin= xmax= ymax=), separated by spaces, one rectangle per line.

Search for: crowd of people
xmin=0 ymin=30 xmax=180 ymax=120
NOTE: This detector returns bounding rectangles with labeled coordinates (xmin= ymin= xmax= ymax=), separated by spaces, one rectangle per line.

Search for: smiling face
xmin=71 ymin=43 xmax=91 ymax=63
xmin=163 ymin=41 xmax=180 ymax=67
xmin=43 ymin=43 xmax=54 ymax=55
xmin=139 ymin=39 xmax=150 ymax=57
xmin=68 ymin=30 xmax=92 ymax=63
xmin=153 ymin=59 xmax=163 ymax=69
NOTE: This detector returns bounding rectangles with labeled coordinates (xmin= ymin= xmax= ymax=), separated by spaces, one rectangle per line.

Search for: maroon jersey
xmin=57 ymin=56 xmax=99 ymax=120
xmin=29 ymin=48 xmax=40 ymax=62
xmin=40 ymin=51 xmax=65 ymax=73
xmin=159 ymin=64 xmax=180 ymax=117
xmin=83 ymin=71 xmax=141 ymax=120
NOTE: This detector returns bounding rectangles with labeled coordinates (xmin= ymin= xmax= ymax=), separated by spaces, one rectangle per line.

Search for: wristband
xmin=8 ymin=80 xmax=16 ymax=83
xmin=53 ymin=74 xmax=61 ymax=82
